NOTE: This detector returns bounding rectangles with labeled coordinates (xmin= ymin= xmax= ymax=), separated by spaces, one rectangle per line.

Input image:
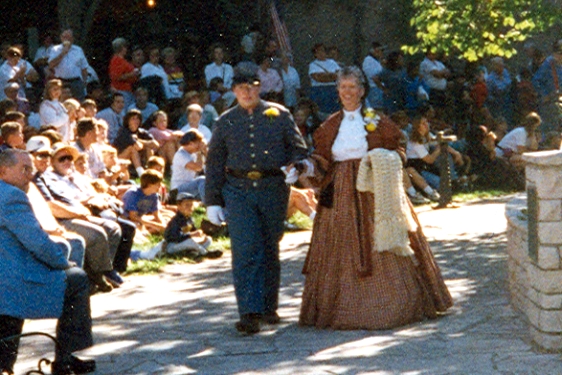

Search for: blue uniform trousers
xmin=223 ymin=180 xmax=289 ymax=316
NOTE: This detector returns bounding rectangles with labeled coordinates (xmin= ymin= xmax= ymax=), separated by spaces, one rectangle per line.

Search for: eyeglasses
xmin=56 ymin=155 xmax=74 ymax=163
xmin=22 ymin=165 xmax=35 ymax=174
xmin=33 ymin=152 xmax=51 ymax=160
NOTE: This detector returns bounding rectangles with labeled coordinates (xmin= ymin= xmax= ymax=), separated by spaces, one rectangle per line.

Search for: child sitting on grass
xmin=146 ymin=155 xmax=170 ymax=202
xmin=122 ymin=169 xmax=170 ymax=234
xmin=164 ymin=192 xmax=223 ymax=259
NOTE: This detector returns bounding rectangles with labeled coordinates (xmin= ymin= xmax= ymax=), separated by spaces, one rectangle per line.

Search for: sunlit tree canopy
xmin=404 ymin=0 xmax=560 ymax=61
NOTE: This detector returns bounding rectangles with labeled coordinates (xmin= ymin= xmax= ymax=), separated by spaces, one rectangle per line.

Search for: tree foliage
xmin=404 ymin=0 xmax=560 ymax=61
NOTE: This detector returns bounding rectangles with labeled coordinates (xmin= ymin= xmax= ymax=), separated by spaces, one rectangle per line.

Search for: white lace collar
xmin=342 ymin=108 xmax=362 ymax=121
xmin=332 ymin=108 xmax=368 ymax=161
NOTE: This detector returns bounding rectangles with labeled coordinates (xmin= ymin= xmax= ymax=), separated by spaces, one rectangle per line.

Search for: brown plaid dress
xmin=299 ymin=111 xmax=453 ymax=330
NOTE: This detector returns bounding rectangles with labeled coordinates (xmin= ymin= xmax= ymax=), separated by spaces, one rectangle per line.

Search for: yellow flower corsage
xmin=363 ymin=107 xmax=380 ymax=133
xmin=264 ymin=107 xmax=280 ymax=118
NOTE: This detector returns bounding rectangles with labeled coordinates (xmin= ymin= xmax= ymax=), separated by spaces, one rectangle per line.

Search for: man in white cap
xmin=33 ymin=143 xmax=119 ymax=292
xmin=26 ymin=136 xmax=86 ymax=269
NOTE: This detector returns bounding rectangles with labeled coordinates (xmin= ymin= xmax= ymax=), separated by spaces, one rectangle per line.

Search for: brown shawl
xmin=309 ymin=110 xmax=403 ymax=195
xmin=305 ymin=110 xmax=403 ymax=277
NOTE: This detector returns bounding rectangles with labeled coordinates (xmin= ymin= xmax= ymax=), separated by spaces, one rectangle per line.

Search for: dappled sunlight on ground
xmin=14 ymin=200 xmax=562 ymax=374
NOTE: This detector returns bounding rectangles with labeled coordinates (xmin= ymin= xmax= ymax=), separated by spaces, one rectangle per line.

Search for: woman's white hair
xmin=336 ymin=66 xmax=366 ymax=89
xmin=112 ymin=38 xmax=128 ymax=53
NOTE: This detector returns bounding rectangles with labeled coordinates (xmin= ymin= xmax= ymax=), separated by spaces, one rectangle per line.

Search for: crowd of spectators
xmin=3 ymin=21 xmax=562 ymax=373
xmin=1 ymin=25 xmax=561 ymax=293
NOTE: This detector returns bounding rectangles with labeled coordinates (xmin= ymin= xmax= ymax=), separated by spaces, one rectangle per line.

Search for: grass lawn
xmin=125 ymin=188 xmax=515 ymax=275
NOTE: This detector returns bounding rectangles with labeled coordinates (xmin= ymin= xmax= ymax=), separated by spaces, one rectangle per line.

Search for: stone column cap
xmin=523 ymin=150 xmax=562 ymax=166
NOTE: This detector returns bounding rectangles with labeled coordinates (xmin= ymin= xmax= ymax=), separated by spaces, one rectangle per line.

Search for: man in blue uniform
xmin=205 ymin=69 xmax=308 ymax=335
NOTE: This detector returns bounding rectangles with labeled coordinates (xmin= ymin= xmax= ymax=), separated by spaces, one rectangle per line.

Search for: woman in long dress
xmin=299 ymin=66 xmax=453 ymax=330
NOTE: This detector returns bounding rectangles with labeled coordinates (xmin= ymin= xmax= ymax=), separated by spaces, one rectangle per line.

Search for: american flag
xmin=270 ymin=1 xmax=292 ymax=55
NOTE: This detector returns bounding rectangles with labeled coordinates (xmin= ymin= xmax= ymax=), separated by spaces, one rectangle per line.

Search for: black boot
xmin=235 ymin=313 xmax=260 ymax=335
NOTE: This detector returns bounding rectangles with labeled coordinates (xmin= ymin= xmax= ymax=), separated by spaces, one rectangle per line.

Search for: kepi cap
xmin=232 ymin=68 xmax=260 ymax=87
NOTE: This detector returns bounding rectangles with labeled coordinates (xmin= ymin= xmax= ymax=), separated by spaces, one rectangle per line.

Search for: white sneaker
xmin=408 ymin=191 xmax=430 ymax=204
xmin=138 ymin=240 xmax=165 ymax=260
xmin=428 ymin=190 xmax=441 ymax=202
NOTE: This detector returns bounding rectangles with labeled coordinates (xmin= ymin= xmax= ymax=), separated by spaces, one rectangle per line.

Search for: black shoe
xmin=89 ymin=273 xmax=113 ymax=293
xmin=52 ymin=355 xmax=96 ymax=375
xmin=261 ymin=312 xmax=281 ymax=324
xmin=205 ymin=250 xmax=223 ymax=259
xmin=104 ymin=270 xmax=123 ymax=288
xmin=235 ymin=313 xmax=260 ymax=335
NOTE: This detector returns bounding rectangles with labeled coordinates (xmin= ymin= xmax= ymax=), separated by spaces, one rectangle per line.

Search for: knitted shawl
xmin=356 ymin=148 xmax=417 ymax=257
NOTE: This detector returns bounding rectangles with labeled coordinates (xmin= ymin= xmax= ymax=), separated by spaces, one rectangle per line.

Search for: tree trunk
xmin=57 ymin=0 xmax=102 ymax=44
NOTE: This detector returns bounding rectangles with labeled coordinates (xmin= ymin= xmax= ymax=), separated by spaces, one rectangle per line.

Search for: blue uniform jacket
xmin=205 ymin=101 xmax=308 ymax=206
xmin=0 ymin=180 xmax=70 ymax=319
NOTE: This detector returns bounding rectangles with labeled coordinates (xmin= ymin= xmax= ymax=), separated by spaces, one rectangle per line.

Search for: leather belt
xmin=58 ymin=77 xmax=82 ymax=82
xmin=226 ymin=168 xmax=284 ymax=180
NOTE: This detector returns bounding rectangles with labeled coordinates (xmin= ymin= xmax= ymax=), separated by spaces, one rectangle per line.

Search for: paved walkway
xmin=14 ymin=197 xmax=562 ymax=374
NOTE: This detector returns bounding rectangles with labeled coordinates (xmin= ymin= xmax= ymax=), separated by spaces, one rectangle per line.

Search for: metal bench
xmin=0 ymin=332 xmax=60 ymax=375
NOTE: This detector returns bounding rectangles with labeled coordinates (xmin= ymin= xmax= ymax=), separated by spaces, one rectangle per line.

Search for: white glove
xmin=206 ymin=205 xmax=226 ymax=226
xmin=282 ymin=166 xmax=299 ymax=184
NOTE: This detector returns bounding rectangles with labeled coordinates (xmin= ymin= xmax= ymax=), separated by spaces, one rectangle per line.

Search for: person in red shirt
xmin=108 ymin=38 xmax=139 ymax=109
xmin=470 ymin=68 xmax=492 ymax=125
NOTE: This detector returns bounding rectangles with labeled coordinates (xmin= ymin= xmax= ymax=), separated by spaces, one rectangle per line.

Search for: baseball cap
xmin=176 ymin=192 xmax=197 ymax=202
xmin=187 ymin=103 xmax=203 ymax=113
xmin=4 ymin=82 xmax=19 ymax=91
xmin=26 ymin=136 xmax=51 ymax=153
xmin=51 ymin=142 xmax=79 ymax=161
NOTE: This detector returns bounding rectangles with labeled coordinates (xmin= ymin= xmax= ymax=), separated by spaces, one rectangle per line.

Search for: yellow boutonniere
xmin=365 ymin=123 xmax=377 ymax=132
xmin=363 ymin=107 xmax=380 ymax=133
xmin=264 ymin=107 xmax=280 ymax=119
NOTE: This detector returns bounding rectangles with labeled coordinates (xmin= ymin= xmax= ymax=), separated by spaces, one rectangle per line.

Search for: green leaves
xmin=405 ymin=0 xmax=560 ymax=61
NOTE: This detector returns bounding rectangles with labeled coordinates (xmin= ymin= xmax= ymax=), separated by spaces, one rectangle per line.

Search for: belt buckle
xmin=247 ymin=171 xmax=262 ymax=180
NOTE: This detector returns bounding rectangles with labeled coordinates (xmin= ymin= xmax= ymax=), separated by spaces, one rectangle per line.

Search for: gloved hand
xmin=295 ymin=159 xmax=314 ymax=177
xmin=282 ymin=166 xmax=299 ymax=184
xmin=206 ymin=206 xmax=226 ymax=226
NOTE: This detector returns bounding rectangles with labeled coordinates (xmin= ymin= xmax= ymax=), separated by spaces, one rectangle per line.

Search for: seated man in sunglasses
xmin=30 ymin=140 xmax=116 ymax=292
xmin=26 ymin=136 xmax=86 ymax=266
xmin=39 ymin=143 xmax=133 ymax=289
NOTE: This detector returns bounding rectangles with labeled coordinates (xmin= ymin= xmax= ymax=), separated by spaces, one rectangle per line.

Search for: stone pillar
xmin=521 ymin=150 xmax=562 ymax=350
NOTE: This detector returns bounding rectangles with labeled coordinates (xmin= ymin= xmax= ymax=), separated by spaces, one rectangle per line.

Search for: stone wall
xmin=506 ymin=150 xmax=562 ymax=351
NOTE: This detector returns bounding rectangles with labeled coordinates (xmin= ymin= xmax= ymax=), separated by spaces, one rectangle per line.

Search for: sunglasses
xmin=33 ymin=152 xmax=51 ymax=160
xmin=57 ymin=155 xmax=74 ymax=163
